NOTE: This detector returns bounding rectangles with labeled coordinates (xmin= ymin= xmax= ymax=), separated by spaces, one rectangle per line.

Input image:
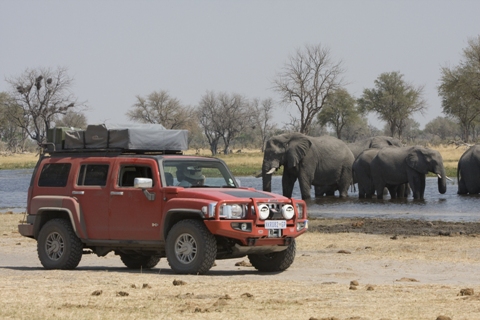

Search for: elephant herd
xmin=261 ymin=133 xmax=480 ymax=200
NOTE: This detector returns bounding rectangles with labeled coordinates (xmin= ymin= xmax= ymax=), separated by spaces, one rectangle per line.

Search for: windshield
xmin=163 ymin=160 xmax=237 ymax=188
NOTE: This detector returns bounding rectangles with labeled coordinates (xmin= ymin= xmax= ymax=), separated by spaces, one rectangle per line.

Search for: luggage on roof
xmin=48 ymin=123 xmax=188 ymax=152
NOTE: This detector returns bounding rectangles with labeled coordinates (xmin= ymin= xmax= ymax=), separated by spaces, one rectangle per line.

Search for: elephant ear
xmin=285 ymin=134 xmax=311 ymax=169
xmin=406 ymin=148 xmax=429 ymax=174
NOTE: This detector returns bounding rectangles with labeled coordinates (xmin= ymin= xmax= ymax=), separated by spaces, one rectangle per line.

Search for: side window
xmin=38 ymin=163 xmax=71 ymax=187
xmin=77 ymin=164 xmax=109 ymax=186
xmin=118 ymin=165 xmax=154 ymax=187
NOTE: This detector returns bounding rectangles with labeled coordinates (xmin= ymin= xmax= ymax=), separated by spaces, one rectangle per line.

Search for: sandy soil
xmin=1 ymin=213 xmax=480 ymax=320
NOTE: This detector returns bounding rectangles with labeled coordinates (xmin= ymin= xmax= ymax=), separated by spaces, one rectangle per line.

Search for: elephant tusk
xmin=437 ymin=174 xmax=453 ymax=182
xmin=266 ymin=168 xmax=277 ymax=175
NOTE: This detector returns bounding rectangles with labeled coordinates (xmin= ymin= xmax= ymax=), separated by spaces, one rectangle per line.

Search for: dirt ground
xmin=2 ymin=213 xmax=480 ymax=320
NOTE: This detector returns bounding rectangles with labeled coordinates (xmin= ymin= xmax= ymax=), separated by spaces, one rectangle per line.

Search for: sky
xmin=1 ymin=0 xmax=479 ymax=130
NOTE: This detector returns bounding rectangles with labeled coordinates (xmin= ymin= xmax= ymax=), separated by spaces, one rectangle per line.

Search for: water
xmin=0 ymin=169 xmax=33 ymax=213
xmin=1 ymin=169 xmax=479 ymax=222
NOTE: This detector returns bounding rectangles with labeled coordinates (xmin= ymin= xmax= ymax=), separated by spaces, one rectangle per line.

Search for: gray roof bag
xmin=65 ymin=123 xmax=188 ymax=151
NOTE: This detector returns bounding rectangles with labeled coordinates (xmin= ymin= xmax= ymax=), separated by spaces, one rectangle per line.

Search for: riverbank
xmin=0 ymin=144 xmax=465 ymax=177
xmin=2 ymin=213 xmax=480 ymax=319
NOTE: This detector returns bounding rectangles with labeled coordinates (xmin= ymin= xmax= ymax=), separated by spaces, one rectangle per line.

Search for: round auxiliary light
xmin=281 ymin=204 xmax=295 ymax=220
xmin=257 ymin=204 xmax=270 ymax=220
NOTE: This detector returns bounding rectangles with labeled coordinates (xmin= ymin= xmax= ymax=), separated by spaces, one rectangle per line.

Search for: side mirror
xmin=134 ymin=178 xmax=155 ymax=201
xmin=134 ymin=177 xmax=153 ymax=189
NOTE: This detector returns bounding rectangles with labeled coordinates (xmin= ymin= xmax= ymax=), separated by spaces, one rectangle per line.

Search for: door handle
xmin=110 ymin=191 xmax=124 ymax=196
xmin=72 ymin=191 xmax=85 ymax=195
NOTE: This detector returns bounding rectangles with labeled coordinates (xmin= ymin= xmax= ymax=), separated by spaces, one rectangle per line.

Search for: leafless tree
xmin=273 ymin=44 xmax=345 ymax=135
xmin=4 ymin=67 xmax=83 ymax=145
xmin=252 ymin=98 xmax=276 ymax=151
xmin=127 ymin=90 xmax=194 ymax=129
xmin=197 ymin=91 xmax=257 ymax=155
xmin=197 ymin=91 xmax=222 ymax=155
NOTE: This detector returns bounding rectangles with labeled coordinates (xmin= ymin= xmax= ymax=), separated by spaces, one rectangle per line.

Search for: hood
xmin=170 ymin=187 xmax=288 ymax=202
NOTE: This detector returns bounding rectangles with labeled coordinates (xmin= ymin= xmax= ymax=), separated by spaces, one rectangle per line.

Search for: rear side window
xmin=77 ymin=164 xmax=109 ymax=186
xmin=38 ymin=163 xmax=71 ymax=187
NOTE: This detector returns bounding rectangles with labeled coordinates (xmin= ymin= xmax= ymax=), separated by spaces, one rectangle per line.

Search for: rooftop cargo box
xmin=63 ymin=123 xmax=188 ymax=151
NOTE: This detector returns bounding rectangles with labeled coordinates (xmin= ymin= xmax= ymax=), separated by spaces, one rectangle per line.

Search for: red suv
xmin=18 ymin=128 xmax=308 ymax=274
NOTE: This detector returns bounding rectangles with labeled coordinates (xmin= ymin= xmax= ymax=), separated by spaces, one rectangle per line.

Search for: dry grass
xmin=2 ymin=214 xmax=480 ymax=320
xmin=0 ymin=152 xmax=39 ymax=169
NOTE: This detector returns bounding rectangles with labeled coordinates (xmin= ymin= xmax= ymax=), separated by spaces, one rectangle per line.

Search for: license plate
xmin=264 ymin=220 xmax=287 ymax=229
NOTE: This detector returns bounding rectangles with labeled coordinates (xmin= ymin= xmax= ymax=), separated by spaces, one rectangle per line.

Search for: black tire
xmin=165 ymin=219 xmax=216 ymax=275
xmin=37 ymin=218 xmax=83 ymax=270
xmin=248 ymin=239 xmax=296 ymax=272
xmin=120 ymin=254 xmax=161 ymax=269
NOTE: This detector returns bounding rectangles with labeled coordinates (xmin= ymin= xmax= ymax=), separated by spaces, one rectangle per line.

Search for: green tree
xmin=438 ymin=36 xmax=480 ymax=142
xmin=273 ymin=43 xmax=345 ymax=135
xmin=317 ymin=88 xmax=360 ymax=139
xmin=424 ymin=116 xmax=460 ymax=141
xmin=55 ymin=110 xmax=88 ymax=129
xmin=358 ymin=71 xmax=426 ymax=139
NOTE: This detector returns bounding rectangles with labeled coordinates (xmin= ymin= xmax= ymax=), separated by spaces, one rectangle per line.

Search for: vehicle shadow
xmin=0 ymin=265 xmax=277 ymax=276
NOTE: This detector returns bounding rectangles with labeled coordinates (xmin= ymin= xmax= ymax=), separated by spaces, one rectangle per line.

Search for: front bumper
xmin=204 ymin=219 xmax=308 ymax=246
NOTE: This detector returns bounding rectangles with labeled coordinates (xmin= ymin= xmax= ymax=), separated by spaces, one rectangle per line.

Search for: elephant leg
xmin=419 ymin=177 xmax=426 ymax=199
xmin=358 ymin=184 xmax=366 ymax=198
xmin=299 ymin=183 xmax=312 ymax=200
xmin=457 ymin=176 xmax=468 ymax=194
xmin=396 ymin=184 xmax=406 ymax=198
xmin=282 ymin=171 xmax=297 ymax=198
xmin=374 ymin=181 xmax=386 ymax=200
xmin=387 ymin=185 xmax=398 ymax=199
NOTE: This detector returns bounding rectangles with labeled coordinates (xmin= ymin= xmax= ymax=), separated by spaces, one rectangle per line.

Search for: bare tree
xmin=4 ymin=67 xmax=82 ymax=145
xmin=197 ymin=91 xmax=256 ymax=155
xmin=197 ymin=91 xmax=222 ymax=155
xmin=273 ymin=44 xmax=345 ymax=135
xmin=127 ymin=90 xmax=195 ymax=129
xmin=252 ymin=98 xmax=276 ymax=151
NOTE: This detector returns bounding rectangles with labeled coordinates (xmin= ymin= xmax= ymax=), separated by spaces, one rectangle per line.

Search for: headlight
xmin=219 ymin=204 xmax=245 ymax=219
xmin=281 ymin=204 xmax=295 ymax=220
xmin=295 ymin=203 xmax=304 ymax=219
xmin=257 ymin=204 xmax=270 ymax=220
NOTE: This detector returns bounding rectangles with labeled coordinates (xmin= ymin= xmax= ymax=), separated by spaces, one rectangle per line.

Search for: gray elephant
xmin=352 ymin=148 xmax=380 ymax=198
xmin=371 ymin=146 xmax=447 ymax=200
xmin=262 ymin=133 xmax=354 ymax=200
xmin=348 ymin=136 xmax=402 ymax=159
xmin=457 ymin=145 xmax=480 ymax=194
xmin=313 ymin=136 xmax=400 ymax=197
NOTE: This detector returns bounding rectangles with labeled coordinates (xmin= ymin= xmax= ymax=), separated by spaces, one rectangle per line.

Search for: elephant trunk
xmin=262 ymin=160 xmax=279 ymax=192
xmin=437 ymin=171 xmax=447 ymax=194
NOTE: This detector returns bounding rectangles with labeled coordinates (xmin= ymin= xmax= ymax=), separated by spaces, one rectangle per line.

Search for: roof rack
xmin=40 ymin=144 xmax=184 ymax=156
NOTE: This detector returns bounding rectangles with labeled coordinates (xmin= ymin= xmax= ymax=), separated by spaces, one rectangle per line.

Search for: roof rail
xmin=40 ymin=144 xmax=184 ymax=156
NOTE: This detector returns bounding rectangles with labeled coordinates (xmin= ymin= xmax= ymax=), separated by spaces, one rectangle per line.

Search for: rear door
xmin=108 ymin=158 xmax=163 ymax=240
xmin=72 ymin=159 xmax=111 ymax=239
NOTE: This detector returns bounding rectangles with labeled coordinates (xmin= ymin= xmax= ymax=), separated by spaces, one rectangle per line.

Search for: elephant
xmin=370 ymin=146 xmax=447 ymax=200
xmin=457 ymin=145 xmax=480 ymax=194
xmin=312 ymin=136 xmax=400 ymax=197
xmin=352 ymin=148 xmax=380 ymax=198
xmin=347 ymin=136 xmax=402 ymax=159
xmin=261 ymin=133 xmax=354 ymax=200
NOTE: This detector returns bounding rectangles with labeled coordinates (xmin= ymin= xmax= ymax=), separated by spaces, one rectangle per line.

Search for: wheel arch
xmin=163 ymin=209 xmax=204 ymax=241
xmin=33 ymin=208 xmax=79 ymax=239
